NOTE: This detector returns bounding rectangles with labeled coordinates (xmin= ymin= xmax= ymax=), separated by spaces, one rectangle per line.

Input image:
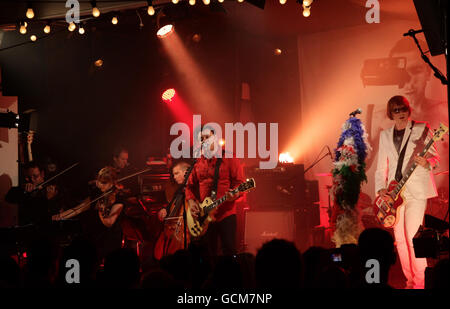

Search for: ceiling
xmin=0 ymin=0 xmax=418 ymax=37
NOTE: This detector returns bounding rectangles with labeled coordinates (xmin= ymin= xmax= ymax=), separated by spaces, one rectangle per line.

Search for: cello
xmin=154 ymin=181 xmax=190 ymax=260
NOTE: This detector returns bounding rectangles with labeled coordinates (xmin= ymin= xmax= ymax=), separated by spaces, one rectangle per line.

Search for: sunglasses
xmin=392 ymin=107 xmax=409 ymax=114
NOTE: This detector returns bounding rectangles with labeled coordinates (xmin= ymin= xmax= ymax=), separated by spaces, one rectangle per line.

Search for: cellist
xmin=154 ymin=160 xmax=191 ymax=260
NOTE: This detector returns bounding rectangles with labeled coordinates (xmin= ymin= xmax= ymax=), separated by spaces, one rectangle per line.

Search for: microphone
xmin=349 ymin=108 xmax=362 ymax=117
xmin=403 ymin=29 xmax=423 ymax=37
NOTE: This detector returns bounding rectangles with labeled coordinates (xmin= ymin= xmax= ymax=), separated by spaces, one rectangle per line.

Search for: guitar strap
xmin=211 ymin=158 xmax=223 ymax=201
xmin=403 ymin=123 xmax=430 ymax=175
xmin=394 ymin=121 xmax=415 ymax=182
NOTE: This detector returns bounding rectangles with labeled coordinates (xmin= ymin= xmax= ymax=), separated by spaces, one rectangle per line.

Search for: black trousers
xmin=203 ymin=214 xmax=237 ymax=257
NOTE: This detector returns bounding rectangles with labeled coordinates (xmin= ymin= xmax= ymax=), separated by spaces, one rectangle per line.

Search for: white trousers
xmin=393 ymin=190 xmax=427 ymax=289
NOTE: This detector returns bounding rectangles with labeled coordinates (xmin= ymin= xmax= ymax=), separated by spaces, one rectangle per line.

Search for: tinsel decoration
xmin=331 ymin=116 xmax=371 ymax=247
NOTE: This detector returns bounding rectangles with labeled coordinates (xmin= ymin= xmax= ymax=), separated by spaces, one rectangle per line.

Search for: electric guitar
xmin=186 ymin=178 xmax=256 ymax=237
xmin=374 ymin=123 xmax=448 ymax=228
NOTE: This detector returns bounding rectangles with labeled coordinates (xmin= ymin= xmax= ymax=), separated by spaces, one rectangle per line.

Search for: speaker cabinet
xmin=413 ymin=0 xmax=447 ymax=56
xmin=244 ymin=211 xmax=295 ymax=255
xmin=245 ymin=164 xmax=305 ymax=210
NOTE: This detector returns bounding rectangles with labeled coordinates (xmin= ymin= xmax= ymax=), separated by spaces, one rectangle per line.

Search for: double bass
xmin=154 ymin=182 xmax=190 ymax=260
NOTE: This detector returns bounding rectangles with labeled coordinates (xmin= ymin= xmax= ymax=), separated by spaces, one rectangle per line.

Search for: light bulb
xmin=112 ymin=16 xmax=118 ymax=25
xmin=20 ymin=25 xmax=27 ymax=34
xmin=203 ymin=0 xmax=210 ymax=5
xmin=147 ymin=6 xmax=155 ymax=16
xmin=238 ymin=0 xmax=244 ymax=3
xmin=30 ymin=35 xmax=36 ymax=41
xmin=172 ymin=0 xmax=179 ymax=3
xmin=94 ymin=59 xmax=103 ymax=67
xmin=218 ymin=0 xmax=224 ymax=2
xmin=79 ymin=27 xmax=85 ymax=34
xmin=280 ymin=0 xmax=287 ymax=4
xmin=68 ymin=22 xmax=76 ymax=32
xmin=44 ymin=25 xmax=51 ymax=34
xmin=189 ymin=0 xmax=196 ymax=5
xmin=303 ymin=0 xmax=312 ymax=6
xmin=303 ymin=7 xmax=310 ymax=17
xmin=92 ymin=7 xmax=100 ymax=17
xmin=26 ymin=8 xmax=34 ymax=19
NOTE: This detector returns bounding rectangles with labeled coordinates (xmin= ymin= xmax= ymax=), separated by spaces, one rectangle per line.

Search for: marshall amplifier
xmin=244 ymin=210 xmax=295 ymax=255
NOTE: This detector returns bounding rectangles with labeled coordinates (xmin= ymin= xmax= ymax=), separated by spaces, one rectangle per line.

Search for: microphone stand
xmin=304 ymin=147 xmax=333 ymax=174
xmin=406 ymin=29 xmax=447 ymax=85
xmin=164 ymin=158 xmax=198 ymax=250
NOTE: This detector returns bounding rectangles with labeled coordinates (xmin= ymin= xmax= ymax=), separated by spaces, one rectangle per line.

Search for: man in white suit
xmin=375 ymin=95 xmax=439 ymax=289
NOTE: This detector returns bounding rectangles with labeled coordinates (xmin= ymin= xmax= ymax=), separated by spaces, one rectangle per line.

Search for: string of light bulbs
xmin=13 ymin=0 xmax=315 ymax=44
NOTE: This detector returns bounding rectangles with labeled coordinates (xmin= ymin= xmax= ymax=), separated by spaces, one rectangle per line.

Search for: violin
xmin=95 ymin=184 xmax=123 ymax=219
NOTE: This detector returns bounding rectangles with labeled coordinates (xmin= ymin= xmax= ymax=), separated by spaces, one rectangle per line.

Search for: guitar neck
xmin=392 ymin=138 xmax=435 ymax=197
xmin=204 ymin=187 xmax=239 ymax=214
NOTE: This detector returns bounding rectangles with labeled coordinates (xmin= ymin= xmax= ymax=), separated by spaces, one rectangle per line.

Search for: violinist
xmin=6 ymin=161 xmax=62 ymax=226
xmin=61 ymin=166 xmax=124 ymax=261
xmin=88 ymin=166 xmax=124 ymax=260
xmin=111 ymin=146 xmax=139 ymax=197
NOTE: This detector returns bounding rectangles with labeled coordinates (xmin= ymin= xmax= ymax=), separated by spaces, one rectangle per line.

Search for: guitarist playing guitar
xmin=375 ymin=96 xmax=441 ymax=289
xmin=185 ymin=124 xmax=245 ymax=258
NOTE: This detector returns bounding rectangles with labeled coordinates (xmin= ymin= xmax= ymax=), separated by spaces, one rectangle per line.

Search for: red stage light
xmin=162 ymin=88 xmax=176 ymax=102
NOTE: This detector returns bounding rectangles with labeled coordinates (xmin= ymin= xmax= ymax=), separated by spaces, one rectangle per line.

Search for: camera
xmin=360 ymin=57 xmax=410 ymax=87
xmin=331 ymin=252 xmax=342 ymax=263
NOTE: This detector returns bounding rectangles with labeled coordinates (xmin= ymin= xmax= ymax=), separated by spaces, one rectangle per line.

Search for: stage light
xmin=162 ymin=88 xmax=176 ymax=102
xmin=30 ymin=35 xmax=36 ymax=42
xmin=68 ymin=22 xmax=76 ymax=32
xmin=112 ymin=16 xmax=118 ymax=25
xmin=279 ymin=152 xmax=294 ymax=163
xmin=203 ymin=0 xmax=210 ymax=5
xmin=26 ymin=7 xmax=35 ymax=19
xmin=189 ymin=0 xmax=196 ymax=5
xmin=280 ymin=0 xmax=287 ymax=4
xmin=274 ymin=48 xmax=282 ymax=55
xmin=44 ymin=24 xmax=51 ymax=34
xmin=94 ymin=59 xmax=103 ymax=67
xmin=91 ymin=1 xmax=100 ymax=17
xmin=157 ymin=24 xmax=174 ymax=38
xmin=0 ymin=111 xmax=19 ymax=129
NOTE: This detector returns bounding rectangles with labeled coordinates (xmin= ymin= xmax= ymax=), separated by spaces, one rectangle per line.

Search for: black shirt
xmin=5 ymin=186 xmax=63 ymax=226
xmin=80 ymin=188 xmax=124 ymax=260
xmin=393 ymin=128 xmax=405 ymax=154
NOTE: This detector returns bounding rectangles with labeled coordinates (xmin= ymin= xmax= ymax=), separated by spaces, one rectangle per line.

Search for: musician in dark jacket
xmin=5 ymin=161 xmax=63 ymax=226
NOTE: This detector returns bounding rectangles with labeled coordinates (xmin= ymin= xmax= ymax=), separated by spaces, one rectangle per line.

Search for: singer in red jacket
xmin=185 ymin=126 xmax=245 ymax=257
